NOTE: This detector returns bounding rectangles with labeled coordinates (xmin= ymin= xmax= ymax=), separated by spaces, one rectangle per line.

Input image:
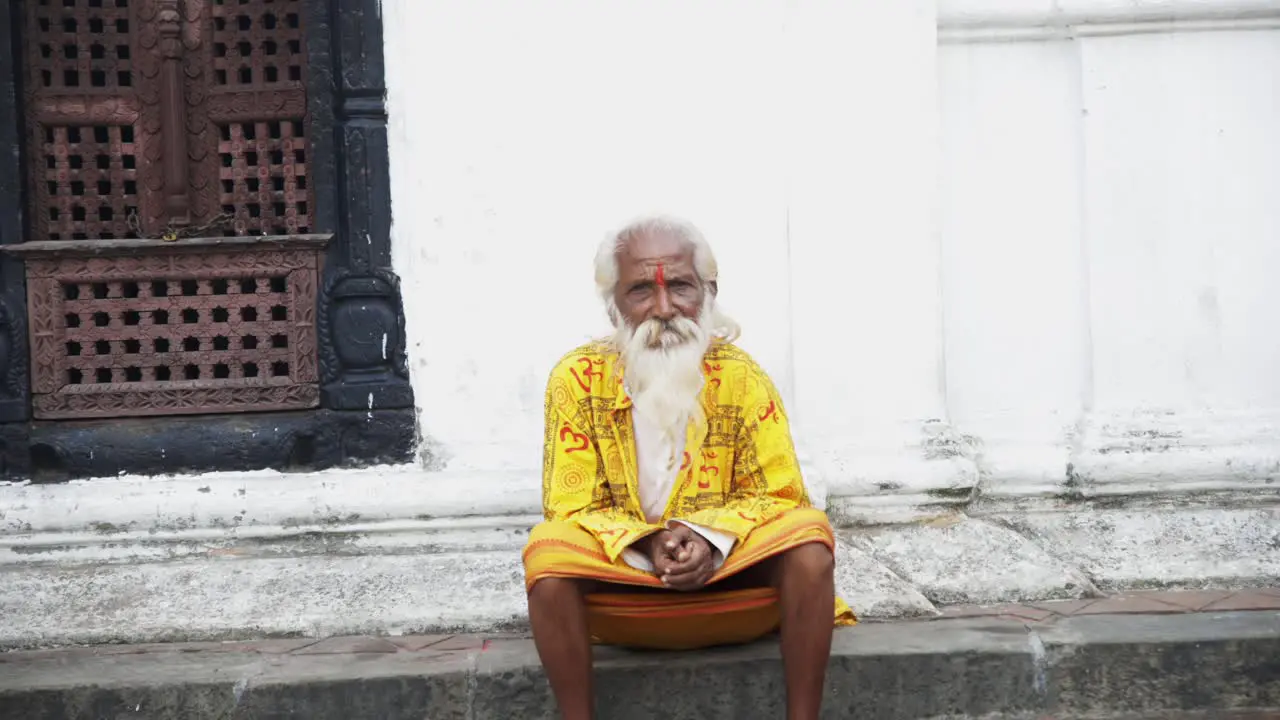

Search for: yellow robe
xmin=523 ymin=340 xmax=856 ymax=649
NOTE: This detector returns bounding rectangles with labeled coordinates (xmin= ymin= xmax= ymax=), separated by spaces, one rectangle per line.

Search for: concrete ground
xmin=2 ymin=588 xmax=1278 ymax=719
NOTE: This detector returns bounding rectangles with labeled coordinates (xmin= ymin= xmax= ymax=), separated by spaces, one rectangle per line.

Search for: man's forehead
xmin=619 ymin=230 xmax=693 ymax=265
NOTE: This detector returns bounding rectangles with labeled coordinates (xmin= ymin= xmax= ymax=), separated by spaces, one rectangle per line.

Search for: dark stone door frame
xmin=0 ymin=0 xmax=29 ymax=430
xmin=0 ymin=0 xmax=416 ymax=480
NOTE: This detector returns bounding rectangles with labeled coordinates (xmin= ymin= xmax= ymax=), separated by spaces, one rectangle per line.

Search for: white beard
xmin=614 ymin=304 xmax=713 ymax=472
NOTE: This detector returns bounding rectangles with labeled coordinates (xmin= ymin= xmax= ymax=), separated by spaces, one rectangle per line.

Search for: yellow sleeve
xmin=543 ymin=387 xmax=660 ymax=563
xmin=680 ymin=367 xmax=809 ymax=541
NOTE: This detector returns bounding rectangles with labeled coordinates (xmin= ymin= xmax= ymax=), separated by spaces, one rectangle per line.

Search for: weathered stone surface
xmin=833 ymin=534 xmax=937 ymax=618
xmin=5 ymin=505 xmax=1276 ymax=650
xmin=851 ymin=517 xmax=1099 ymax=605
xmin=998 ymin=508 xmax=1280 ymax=591
xmin=0 ymin=423 xmax=29 ymax=479
xmin=2 ymin=611 xmax=1279 ymax=719
xmin=1038 ymin=612 xmax=1280 ymax=716
xmin=475 ymin=625 xmax=1041 ymax=720
xmin=0 ymin=536 xmax=937 ymax=650
xmin=0 ymin=648 xmax=473 ymax=720
xmin=0 ymin=550 xmax=528 ymax=650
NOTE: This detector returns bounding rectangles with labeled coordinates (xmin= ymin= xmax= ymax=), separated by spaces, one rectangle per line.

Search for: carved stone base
xmin=0 ymin=399 xmax=25 ymax=429
xmin=0 ymin=422 xmax=31 ymax=480
xmin=0 ymin=295 xmax=28 ymax=424
xmin=0 ymin=407 xmax=416 ymax=482
xmin=322 ymin=375 xmax=414 ymax=410
xmin=319 ymin=270 xmax=414 ymax=410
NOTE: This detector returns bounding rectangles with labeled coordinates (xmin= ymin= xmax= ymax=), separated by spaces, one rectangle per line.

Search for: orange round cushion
xmin=585 ymin=587 xmax=780 ymax=650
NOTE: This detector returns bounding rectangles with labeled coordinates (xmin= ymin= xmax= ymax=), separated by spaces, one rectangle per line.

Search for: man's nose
xmin=652 ymin=287 xmax=676 ymax=319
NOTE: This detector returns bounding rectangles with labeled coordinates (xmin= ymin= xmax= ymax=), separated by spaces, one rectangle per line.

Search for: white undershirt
xmin=620 ymin=406 xmax=736 ymax=573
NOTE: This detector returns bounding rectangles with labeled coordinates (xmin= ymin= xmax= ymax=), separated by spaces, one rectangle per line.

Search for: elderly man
xmin=523 ymin=216 xmax=856 ymax=719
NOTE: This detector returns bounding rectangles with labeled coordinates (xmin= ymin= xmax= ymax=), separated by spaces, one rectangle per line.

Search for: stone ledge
xmin=2 ymin=610 xmax=1278 ymax=719
xmin=4 ymin=508 xmax=1278 ymax=649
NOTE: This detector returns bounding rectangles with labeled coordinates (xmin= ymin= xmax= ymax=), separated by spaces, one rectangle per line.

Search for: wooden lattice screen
xmin=25 ymin=0 xmax=142 ymax=241
xmin=17 ymin=0 xmax=323 ymax=419
xmin=24 ymin=0 xmax=314 ymax=239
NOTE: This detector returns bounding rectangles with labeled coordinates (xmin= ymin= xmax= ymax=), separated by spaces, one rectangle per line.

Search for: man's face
xmin=611 ymin=229 xmax=713 ymax=435
xmin=613 ymin=231 xmax=707 ymax=334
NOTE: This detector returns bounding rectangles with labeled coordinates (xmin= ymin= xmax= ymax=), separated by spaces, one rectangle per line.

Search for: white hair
xmin=618 ymin=304 xmax=712 ymax=466
xmin=593 ymin=215 xmax=741 ymax=344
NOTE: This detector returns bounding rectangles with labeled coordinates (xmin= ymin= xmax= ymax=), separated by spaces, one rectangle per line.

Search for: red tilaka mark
xmin=655 ymin=262 xmax=666 ymax=287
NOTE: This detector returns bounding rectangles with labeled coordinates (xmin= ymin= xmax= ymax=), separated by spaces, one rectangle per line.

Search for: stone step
xmin=5 ymin=506 xmax=1279 ymax=650
xmin=2 ymin=608 xmax=1278 ymax=719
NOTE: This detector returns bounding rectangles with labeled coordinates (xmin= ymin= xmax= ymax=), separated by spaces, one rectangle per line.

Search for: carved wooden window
xmin=23 ymin=0 xmax=314 ymax=239
xmin=16 ymin=0 xmax=324 ymax=419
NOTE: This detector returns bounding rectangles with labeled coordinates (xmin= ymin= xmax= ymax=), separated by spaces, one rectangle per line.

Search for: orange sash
xmin=523 ymin=508 xmax=857 ymax=650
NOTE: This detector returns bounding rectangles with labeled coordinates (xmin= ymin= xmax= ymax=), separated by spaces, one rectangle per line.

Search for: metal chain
xmin=125 ymin=210 xmax=235 ymax=242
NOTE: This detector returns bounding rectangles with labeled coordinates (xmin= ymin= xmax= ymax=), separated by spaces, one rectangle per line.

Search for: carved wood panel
xmin=18 ymin=0 xmax=323 ymax=419
xmin=21 ymin=240 xmax=324 ymax=418
xmin=21 ymin=0 xmax=316 ymax=240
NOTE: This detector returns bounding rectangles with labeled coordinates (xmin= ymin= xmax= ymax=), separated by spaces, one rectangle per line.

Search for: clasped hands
xmin=636 ymin=524 xmax=717 ymax=591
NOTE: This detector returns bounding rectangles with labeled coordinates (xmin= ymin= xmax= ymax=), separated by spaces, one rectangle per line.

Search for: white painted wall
xmin=938 ymin=0 xmax=1280 ymax=500
xmin=384 ymin=0 xmax=955 ymax=514
xmin=383 ymin=0 xmax=1280 ymax=516
xmin=384 ymin=1 xmax=794 ymax=476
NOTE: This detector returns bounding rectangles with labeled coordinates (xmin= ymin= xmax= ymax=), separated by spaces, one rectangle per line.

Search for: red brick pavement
xmin=930 ymin=587 xmax=1280 ymax=624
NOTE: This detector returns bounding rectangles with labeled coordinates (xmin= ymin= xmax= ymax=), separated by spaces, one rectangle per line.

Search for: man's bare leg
xmin=773 ymin=543 xmax=837 ymax=720
xmin=528 ymin=578 xmax=594 ymax=720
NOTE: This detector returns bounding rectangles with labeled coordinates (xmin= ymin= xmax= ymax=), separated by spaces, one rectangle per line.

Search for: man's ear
xmin=708 ymin=280 xmax=719 ymax=297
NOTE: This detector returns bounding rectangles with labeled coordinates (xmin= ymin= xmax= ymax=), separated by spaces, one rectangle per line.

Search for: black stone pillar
xmin=309 ymin=0 xmax=414 ymax=410
xmin=0 ymin=0 xmax=30 ymax=427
